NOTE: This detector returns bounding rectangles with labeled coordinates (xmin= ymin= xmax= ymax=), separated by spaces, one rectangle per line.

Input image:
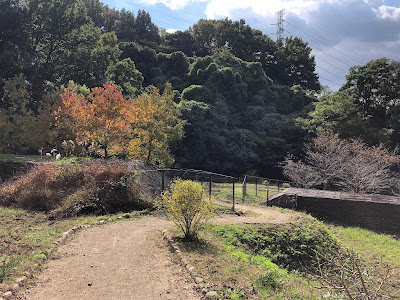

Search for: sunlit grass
xmin=329 ymin=225 xmax=400 ymax=266
xmin=210 ymin=182 xmax=288 ymax=204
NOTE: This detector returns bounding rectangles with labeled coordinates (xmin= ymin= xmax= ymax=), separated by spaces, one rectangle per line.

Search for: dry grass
xmin=0 ymin=161 xmax=154 ymax=217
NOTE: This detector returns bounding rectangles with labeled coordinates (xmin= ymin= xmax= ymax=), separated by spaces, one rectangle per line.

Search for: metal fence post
xmin=232 ymin=179 xmax=235 ymax=211
xmin=161 ymin=170 xmax=165 ymax=192
xmin=242 ymin=176 xmax=245 ymax=203
xmin=255 ymin=177 xmax=258 ymax=197
xmin=277 ymin=181 xmax=280 ymax=192
xmin=209 ymin=174 xmax=212 ymax=198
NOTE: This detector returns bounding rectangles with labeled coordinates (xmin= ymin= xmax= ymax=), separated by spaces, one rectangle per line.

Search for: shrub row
xmin=0 ymin=162 xmax=154 ymax=218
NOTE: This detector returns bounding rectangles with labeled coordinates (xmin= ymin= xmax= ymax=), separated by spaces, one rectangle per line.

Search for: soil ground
xmin=15 ymin=204 xmax=297 ymax=300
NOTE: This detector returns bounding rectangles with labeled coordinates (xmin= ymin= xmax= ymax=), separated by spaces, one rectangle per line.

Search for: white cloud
xmin=204 ymin=0 xmax=347 ymax=20
xmin=166 ymin=28 xmax=178 ymax=33
xmin=138 ymin=0 xmax=206 ymax=10
xmin=375 ymin=5 xmax=400 ymax=20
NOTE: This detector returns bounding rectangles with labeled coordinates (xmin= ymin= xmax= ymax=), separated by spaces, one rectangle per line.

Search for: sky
xmin=102 ymin=0 xmax=400 ymax=90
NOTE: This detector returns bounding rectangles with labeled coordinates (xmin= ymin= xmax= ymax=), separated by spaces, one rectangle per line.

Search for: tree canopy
xmin=2 ymin=0 xmax=398 ymax=180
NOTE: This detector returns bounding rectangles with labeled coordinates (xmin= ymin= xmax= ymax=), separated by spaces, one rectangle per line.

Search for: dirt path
xmin=19 ymin=216 xmax=198 ymax=300
xmin=212 ymin=201 xmax=299 ymax=225
xmin=17 ymin=203 xmax=298 ymax=300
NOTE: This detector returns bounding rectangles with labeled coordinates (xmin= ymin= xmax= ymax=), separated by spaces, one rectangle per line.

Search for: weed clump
xmin=0 ymin=162 xmax=153 ymax=217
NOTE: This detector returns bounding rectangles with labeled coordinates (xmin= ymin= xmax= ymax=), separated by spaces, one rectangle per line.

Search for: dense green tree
xmin=81 ymin=0 xmax=104 ymax=27
xmin=342 ymin=58 xmax=400 ymax=128
xmin=61 ymin=22 xmax=102 ymax=86
xmin=134 ymin=9 xmax=161 ymax=47
xmin=106 ymin=58 xmax=144 ymax=97
xmin=162 ymin=31 xmax=196 ymax=56
xmin=0 ymin=0 xmax=29 ymax=81
xmin=174 ymin=53 xmax=311 ymax=176
xmin=90 ymin=32 xmax=122 ymax=86
xmin=338 ymin=58 xmax=400 ymax=146
xmin=299 ymin=89 xmax=391 ymax=145
xmin=119 ymin=42 xmax=157 ymax=86
xmin=28 ymin=0 xmax=90 ymax=77
xmin=114 ymin=9 xmax=136 ymax=42
xmin=277 ymin=37 xmax=320 ymax=90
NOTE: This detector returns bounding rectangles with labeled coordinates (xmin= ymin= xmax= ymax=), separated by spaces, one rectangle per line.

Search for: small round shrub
xmin=162 ymin=179 xmax=214 ymax=239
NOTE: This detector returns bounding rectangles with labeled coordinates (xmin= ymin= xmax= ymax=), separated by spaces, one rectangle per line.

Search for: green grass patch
xmin=211 ymin=183 xmax=284 ymax=204
xmin=329 ymin=225 xmax=400 ymax=266
xmin=0 ymin=154 xmax=44 ymax=162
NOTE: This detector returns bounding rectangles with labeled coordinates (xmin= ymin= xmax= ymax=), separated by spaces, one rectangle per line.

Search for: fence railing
xmin=135 ymin=168 xmax=292 ymax=211
xmin=240 ymin=175 xmax=291 ymax=203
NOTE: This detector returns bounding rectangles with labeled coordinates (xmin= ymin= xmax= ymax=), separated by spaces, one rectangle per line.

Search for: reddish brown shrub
xmin=0 ymin=162 xmax=153 ymax=217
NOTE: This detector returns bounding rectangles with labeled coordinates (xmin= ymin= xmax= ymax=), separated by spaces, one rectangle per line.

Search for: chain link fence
xmin=240 ymin=175 xmax=292 ymax=203
xmin=134 ymin=168 xmax=292 ymax=210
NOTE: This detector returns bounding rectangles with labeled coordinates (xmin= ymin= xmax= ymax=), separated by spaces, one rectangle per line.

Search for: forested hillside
xmin=1 ymin=0 xmax=399 ymax=178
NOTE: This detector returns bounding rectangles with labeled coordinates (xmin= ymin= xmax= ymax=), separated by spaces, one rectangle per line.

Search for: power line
xmin=316 ymin=65 xmax=345 ymax=82
xmin=285 ymin=21 xmax=363 ymax=65
xmin=317 ymin=75 xmax=342 ymax=88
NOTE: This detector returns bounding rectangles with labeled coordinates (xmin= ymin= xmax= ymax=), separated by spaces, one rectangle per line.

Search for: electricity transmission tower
xmin=276 ymin=9 xmax=285 ymax=44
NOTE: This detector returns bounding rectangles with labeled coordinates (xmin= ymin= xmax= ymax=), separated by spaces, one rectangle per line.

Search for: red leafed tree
xmin=56 ymin=82 xmax=136 ymax=158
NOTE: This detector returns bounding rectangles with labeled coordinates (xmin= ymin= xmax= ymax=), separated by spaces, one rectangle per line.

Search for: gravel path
xmin=17 ymin=203 xmax=297 ymax=300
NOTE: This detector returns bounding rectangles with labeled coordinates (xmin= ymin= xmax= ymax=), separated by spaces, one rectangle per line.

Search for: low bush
xmin=162 ymin=179 xmax=214 ymax=239
xmin=0 ymin=162 xmax=153 ymax=217
xmin=216 ymin=220 xmax=342 ymax=273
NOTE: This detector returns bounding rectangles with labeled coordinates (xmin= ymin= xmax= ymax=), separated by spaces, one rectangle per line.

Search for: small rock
xmin=202 ymin=288 xmax=208 ymax=294
xmin=107 ymin=218 xmax=112 ymax=222
xmin=117 ymin=216 xmax=123 ymax=220
xmin=2 ymin=291 xmax=12 ymax=299
xmin=188 ymin=266 xmax=196 ymax=273
xmin=186 ymin=265 xmax=193 ymax=270
xmin=16 ymin=276 xmax=27 ymax=284
xmin=205 ymin=291 xmax=217 ymax=299
xmin=194 ymin=277 xmax=204 ymax=284
xmin=175 ymin=249 xmax=181 ymax=254
xmin=11 ymin=283 xmax=20 ymax=292
xmin=191 ymin=271 xmax=197 ymax=277
xmin=181 ymin=258 xmax=188 ymax=266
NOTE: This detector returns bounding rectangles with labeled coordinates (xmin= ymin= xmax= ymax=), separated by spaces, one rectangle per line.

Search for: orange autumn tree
xmin=128 ymin=86 xmax=185 ymax=167
xmin=57 ymin=82 xmax=136 ymax=158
